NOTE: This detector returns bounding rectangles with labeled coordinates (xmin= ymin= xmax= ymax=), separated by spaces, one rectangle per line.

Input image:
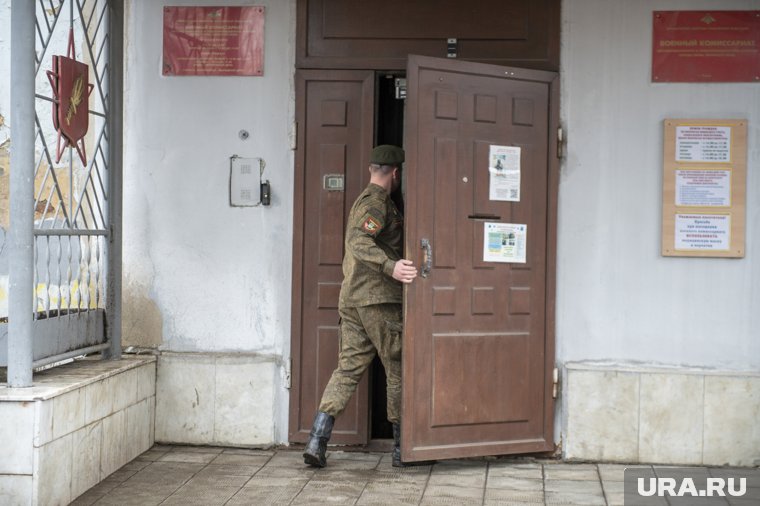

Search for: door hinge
xmin=552 ymin=367 xmax=559 ymax=399
xmin=284 ymin=358 xmax=292 ymax=389
xmin=557 ymin=126 xmax=565 ymax=159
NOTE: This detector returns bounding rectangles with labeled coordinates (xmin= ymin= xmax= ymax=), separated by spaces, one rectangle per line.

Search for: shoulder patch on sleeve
xmin=362 ymin=216 xmax=381 ymax=234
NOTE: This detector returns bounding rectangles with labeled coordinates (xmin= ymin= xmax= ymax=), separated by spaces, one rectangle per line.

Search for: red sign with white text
xmin=163 ymin=6 xmax=264 ymax=76
xmin=652 ymin=11 xmax=760 ymax=82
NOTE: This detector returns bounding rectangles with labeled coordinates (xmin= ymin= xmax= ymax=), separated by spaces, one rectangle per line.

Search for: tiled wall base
xmin=0 ymin=356 xmax=156 ymax=506
xmin=155 ymin=352 xmax=276 ymax=447
xmin=563 ymin=362 xmax=760 ymax=466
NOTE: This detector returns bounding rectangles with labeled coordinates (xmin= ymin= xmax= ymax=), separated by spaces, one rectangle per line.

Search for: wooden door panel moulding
xmin=296 ymin=0 xmax=560 ymax=71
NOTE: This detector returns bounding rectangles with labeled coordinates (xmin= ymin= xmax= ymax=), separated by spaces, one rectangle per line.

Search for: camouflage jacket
xmin=339 ymin=183 xmax=403 ymax=308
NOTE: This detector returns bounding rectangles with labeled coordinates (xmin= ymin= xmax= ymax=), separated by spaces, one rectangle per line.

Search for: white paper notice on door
xmin=489 ymin=145 xmax=521 ymax=201
xmin=483 ymin=222 xmax=527 ymax=263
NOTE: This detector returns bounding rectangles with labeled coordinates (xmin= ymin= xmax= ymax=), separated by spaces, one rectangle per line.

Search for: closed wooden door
xmin=289 ymin=70 xmax=375 ymax=444
xmin=402 ymin=55 xmax=559 ymax=461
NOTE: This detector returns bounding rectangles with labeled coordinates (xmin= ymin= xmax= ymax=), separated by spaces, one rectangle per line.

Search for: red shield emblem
xmin=46 ymin=30 xmax=94 ymax=165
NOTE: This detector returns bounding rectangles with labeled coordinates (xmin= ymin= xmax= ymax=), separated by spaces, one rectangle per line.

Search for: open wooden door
xmin=402 ymin=55 xmax=559 ymax=461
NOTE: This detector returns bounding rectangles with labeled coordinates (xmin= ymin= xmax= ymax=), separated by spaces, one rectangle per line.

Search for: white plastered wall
xmin=558 ymin=0 xmax=760 ymax=464
xmin=123 ymin=0 xmax=296 ymax=445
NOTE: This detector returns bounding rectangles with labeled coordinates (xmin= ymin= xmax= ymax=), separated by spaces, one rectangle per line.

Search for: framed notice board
xmin=662 ymin=119 xmax=747 ymax=258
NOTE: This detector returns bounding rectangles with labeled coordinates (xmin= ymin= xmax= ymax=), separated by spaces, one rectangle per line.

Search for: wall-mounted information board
xmin=662 ymin=119 xmax=747 ymax=258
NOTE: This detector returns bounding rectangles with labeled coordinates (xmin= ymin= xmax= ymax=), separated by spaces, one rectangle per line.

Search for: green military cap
xmin=370 ymin=145 xmax=405 ymax=166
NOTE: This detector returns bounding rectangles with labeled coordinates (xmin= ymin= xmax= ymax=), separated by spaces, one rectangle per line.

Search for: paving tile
xmin=195 ymin=464 xmax=261 ymax=477
xmin=423 ymin=484 xmax=485 ymax=499
xmin=367 ymin=472 xmax=430 ymax=486
xmin=158 ymin=450 xmax=219 ymax=464
xmin=486 ymin=475 xmax=543 ymax=491
xmin=120 ymin=459 xmax=152 ymax=472
xmin=545 ymin=490 xmax=606 ymax=505
xmin=104 ymin=467 xmax=139 ymax=483
xmin=160 ymin=483 xmax=240 ymax=506
xmin=484 ymin=488 xmax=545 ymax=502
xmin=318 ymin=456 xmax=380 ymax=471
xmin=70 ymin=489 xmax=104 ymax=506
xmin=150 ymin=444 xmax=175 ymax=452
xmin=597 ymin=463 xmax=629 ymax=482
xmin=91 ymin=483 xmax=179 ymax=506
xmin=543 ymin=464 xmax=600 ymax=481
xmin=221 ymin=447 xmax=276 ymax=456
xmin=328 ymin=451 xmax=383 ymax=462
xmin=226 ymin=486 xmax=305 ymax=505
xmin=484 ymin=501 xmax=545 ymax=506
xmin=83 ymin=477 xmax=122 ymax=495
xmin=167 ymin=445 xmax=225 ymax=454
xmin=309 ymin=469 xmax=375 ymax=484
xmin=252 ymin=465 xmax=316 ymax=479
xmin=433 ymin=460 xmax=489 ymax=476
xmin=291 ymin=479 xmax=367 ymax=505
xmin=428 ymin=471 xmax=486 ymax=488
xmin=603 ymin=480 xmax=625 ymax=494
xmin=135 ymin=449 xmax=172 ymax=462
xmin=182 ymin=472 xmax=250 ymax=488
xmin=364 ymin=476 xmax=426 ymax=495
xmin=244 ymin=476 xmax=310 ymax=488
xmin=544 ymin=478 xmax=602 ymax=494
xmin=121 ymin=463 xmax=199 ymax=488
xmin=356 ymin=491 xmax=420 ymax=505
xmin=488 ymin=462 xmax=544 ymax=480
xmin=209 ymin=453 xmax=271 ymax=466
xmin=419 ymin=496 xmax=482 ymax=506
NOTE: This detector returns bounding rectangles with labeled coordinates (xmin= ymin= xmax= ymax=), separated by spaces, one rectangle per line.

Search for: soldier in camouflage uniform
xmin=303 ymin=145 xmax=418 ymax=468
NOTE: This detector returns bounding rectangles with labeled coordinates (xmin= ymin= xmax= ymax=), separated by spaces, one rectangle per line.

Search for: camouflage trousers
xmin=318 ymin=303 xmax=402 ymax=424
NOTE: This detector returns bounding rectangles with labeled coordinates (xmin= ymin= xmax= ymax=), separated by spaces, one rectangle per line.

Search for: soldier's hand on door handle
xmin=392 ymin=259 xmax=418 ymax=284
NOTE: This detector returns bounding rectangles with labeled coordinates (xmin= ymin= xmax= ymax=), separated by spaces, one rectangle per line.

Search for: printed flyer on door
xmin=483 ymin=222 xmax=527 ymax=263
xmin=489 ymin=145 xmax=521 ymax=201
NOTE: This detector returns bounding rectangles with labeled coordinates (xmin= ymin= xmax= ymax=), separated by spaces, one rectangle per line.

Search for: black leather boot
xmin=393 ymin=423 xmax=434 ymax=467
xmin=303 ymin=411 xmax=335 ymax=467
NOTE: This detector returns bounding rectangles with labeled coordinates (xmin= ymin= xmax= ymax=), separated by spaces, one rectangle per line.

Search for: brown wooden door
xmin=402 ymin=55 xmax=559 ymax=461
xmin=289 ymin=69 xmax=375 ymax=444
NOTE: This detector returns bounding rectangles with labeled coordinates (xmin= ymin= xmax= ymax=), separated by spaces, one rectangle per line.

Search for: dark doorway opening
xmin=370 ymin=71 xmax=405 ymax=440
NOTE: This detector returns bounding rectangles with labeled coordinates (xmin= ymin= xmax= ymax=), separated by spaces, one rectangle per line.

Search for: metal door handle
xmin=420 ymin=238 xmax=432 ymax=278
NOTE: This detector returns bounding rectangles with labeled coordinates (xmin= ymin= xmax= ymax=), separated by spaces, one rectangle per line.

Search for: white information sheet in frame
xmin=675 ymin=126 xmax=731 ymax=163
xmin=674 ymin=213 xmax=731 ymax=251
xmin=675 ymin=169 xmax=731 ymax=207
xmin=483 ymin=222 xmax=527 ymax=263
xmin=488 ymin=145 xmax=521 ymax=201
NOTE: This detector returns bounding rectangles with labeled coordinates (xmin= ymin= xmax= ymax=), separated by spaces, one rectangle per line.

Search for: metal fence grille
xmin=1 ymin=0 xmax=120 ymax=372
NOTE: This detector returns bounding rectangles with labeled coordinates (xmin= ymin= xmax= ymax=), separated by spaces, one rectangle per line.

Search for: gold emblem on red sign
xmin=701 ymin=14 xmax=716 ymax=25
xmin=46 ymin=29 xmax=94 ymax=165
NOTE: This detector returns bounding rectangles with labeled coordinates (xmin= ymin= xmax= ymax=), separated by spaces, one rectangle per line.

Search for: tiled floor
xmin=71 ymin=445 xmax=759 ymax=506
